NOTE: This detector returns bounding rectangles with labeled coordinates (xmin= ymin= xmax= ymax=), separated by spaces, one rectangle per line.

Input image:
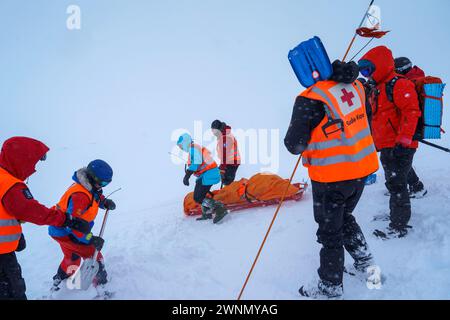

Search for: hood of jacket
xmin=0 ymin=137 xmax=49 ymax=181
xmin=360 ymin=46 xmax=396 ymax=84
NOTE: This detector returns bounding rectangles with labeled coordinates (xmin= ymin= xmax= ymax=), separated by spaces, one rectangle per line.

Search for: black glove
xmin=183 ymin=170 xmax=194 ymax=186
xmin=103 ymin=199 xmax=116 ymax=211
xmin=16 ymin=234 xmax=26 ymax=252
xmin=63 ymin=214 xmax=91 ymax=234
xmin=91 ymin=236 xmax=105 ymax=251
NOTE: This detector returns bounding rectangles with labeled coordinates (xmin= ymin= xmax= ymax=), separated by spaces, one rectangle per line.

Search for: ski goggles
xmin=358 ymin=60 xmax=375 ymax=78
xmin=396 ymin=62 xmax=413 ymax=74
xmin=91 ymin=175 xmax=111 ymax=188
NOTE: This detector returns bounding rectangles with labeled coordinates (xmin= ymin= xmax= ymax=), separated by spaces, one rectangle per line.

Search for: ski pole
xmin=237 ymin=155 xmax=302 ymax=300
xmin=419 ymin=139 xmax=450 ymax=153
xmin=342 ymin=0 xmax=375 ymax=62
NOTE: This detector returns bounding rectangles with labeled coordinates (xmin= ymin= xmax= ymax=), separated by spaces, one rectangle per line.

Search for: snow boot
xmin=373 ymin=225 xmax=411 ymax=240
xmin=196 ymin=199 xmax=214 ymax=221
xmin=51 ymin=266 xmax=69 ymax=292
xmin=212 ymin=201 xmax=229 ymax=224
xmin=93 ymin=261 xmax=108 ymax=287
xmin=299 ymin=280 xmax=343 ymax=300
xmin=409 ymin=181 xmax=427 ymax=199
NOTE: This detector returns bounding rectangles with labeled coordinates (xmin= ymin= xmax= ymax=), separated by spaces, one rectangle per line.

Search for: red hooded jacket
xmin=360 ymin=46 xmax=421 ymax=149
xmin=0 ymin=137 xmax=66 ymax=226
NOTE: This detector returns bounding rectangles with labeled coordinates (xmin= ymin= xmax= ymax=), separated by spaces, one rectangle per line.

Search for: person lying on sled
xmin=177 ymin=133 xmax=228 ymax=224
xmin=48 ymin=160 xmax=116 ymax=291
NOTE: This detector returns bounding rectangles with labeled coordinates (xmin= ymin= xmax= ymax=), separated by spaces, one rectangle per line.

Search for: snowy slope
xmin=2 ymin=0 xmax=450 ymax=300
xmin=20 ymin=127 xmax=450 ymax=300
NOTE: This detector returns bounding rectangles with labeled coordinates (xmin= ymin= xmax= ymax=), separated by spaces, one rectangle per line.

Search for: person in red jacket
xmin=211 ymin=120 xmax=241 ymax=186
xmin=394 ymin=57 xmax=427 ymax=199
xmin=0 ymin=137 xmax=90 ymax=300
xmin=358 ymin=46 xmax=422 ymax=239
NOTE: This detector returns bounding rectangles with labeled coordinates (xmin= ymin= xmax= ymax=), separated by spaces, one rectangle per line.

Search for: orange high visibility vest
xmin=56 ymin=183 xmax=99 ymax=223
xmin=0 ymin=167 xmax=23 ymax=254
xmin=217 ymin=132 xmax=241 ymax=166
xmin=188 ymin=144 xmax=218 ymax=177
xmin=300 ymin=80 xmax=379 ymax=183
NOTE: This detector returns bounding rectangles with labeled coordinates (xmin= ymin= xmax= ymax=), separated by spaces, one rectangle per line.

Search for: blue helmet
xmin=87 ymin=159 xmax=113 ymax=187
xmin=177 ymin=133 xmax=192 ymax=152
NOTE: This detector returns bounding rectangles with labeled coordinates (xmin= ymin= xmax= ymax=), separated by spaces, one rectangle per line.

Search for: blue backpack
xmin=288 ymin=36 xmax=333 ymax=88
xmin=386 ymin=76 xmax=446 ymax=140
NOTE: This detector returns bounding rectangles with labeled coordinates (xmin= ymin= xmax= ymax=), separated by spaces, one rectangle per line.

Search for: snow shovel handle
xmin=92 ymin=209 xmax=110 ymax=261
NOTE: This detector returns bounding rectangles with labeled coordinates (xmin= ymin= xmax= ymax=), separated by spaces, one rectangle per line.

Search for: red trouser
xmin=53 ymin=236 xmax=103 ymax=275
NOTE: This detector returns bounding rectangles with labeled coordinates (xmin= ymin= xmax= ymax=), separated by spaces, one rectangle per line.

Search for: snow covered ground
xmin=20 ymin=130 xmax=450 ymax=300
xmin=2 ymin=0 xmax=450 ymax=300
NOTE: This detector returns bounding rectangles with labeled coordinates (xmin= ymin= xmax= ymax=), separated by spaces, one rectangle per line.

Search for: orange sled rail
xmin=185 ymin=182 xmax=308 ymax=216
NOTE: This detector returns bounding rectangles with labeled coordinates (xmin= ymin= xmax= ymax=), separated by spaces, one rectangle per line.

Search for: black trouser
xmin=221 ymin=165 xmax=239 ymax=186
xmin=0 ymin=252 xmax=27 ymax=300
xmin=312 ymin=178 xmax=371 ymax=286
xmin=193 ymin=179 xmax=213 ymax=204
xmin=407 ymin=167 xmax=420 ymax=187
xmin=380 ymin=148 xmax=416 ymax=229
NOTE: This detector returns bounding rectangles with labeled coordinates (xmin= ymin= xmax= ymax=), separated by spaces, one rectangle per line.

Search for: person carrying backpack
xmin=394 ymin=57 xmax=428 ymax=198
xmin=285 ymin=60 xmax=379 ymax=299
xmin=177 ymin=133 xmax=228 ymax=223
xmin=211 ymin=120 xmax=241 ymax=186
xmin=358 ymin=46 xmax=422 ymax=239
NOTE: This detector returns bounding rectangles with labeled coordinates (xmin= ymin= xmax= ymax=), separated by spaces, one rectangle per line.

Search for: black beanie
xmin=211 ymin=120 xmax=225 ymax=131
xmin=330 ymin=60 xmax=360 ymax=84
xmin=395 ymin=57 xmax=413 ymax=75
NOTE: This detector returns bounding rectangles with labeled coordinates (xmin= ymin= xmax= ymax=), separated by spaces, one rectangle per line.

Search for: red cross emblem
xmin=340 ymin=88 xmax=355 ymax=107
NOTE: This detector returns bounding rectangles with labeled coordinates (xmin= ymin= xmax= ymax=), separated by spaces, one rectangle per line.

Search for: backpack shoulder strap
xmin=385 ymin=76 xmax=402 ymax=103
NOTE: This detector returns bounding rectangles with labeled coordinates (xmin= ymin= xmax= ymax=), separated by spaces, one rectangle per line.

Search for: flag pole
xmin=342 ymin=0 xmax=375 ymax=62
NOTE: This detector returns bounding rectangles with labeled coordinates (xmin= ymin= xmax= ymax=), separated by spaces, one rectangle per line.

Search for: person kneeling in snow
xmin=177 ymin=133 xmax=228 ymax=224
xmin=211 ymin=120 xmax=241 ymax=186
xmin=49 ymin=160 xmax=116 ymax=291
xmin=284 ymin=60 xmax=379 ymax=299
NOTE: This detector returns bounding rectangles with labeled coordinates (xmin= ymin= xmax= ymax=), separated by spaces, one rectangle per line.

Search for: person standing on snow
xmin=49 ymin=160 xmax=116 ymax=291
xmin=358 ymin=46 xmax=422 ymax=239
xmin=284 ymin=60 xmax=379 ymax=299
xmin=177 ymin=133 xmax=228 ymax=224
xmin=0 ymin=137 xmax=91 ymax=300
xmin=393 ymin=57 xmax=427 ymax=199
xmin=211 ymin=120 xmax=241 ymax=186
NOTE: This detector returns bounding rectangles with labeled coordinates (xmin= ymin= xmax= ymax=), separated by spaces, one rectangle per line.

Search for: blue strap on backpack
xmin=288 ymin=36 xmax=333 ymax=88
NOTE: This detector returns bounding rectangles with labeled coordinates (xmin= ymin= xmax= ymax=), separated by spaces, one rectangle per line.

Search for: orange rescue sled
xmin=184 ymin=173 xmax=308 ymax=216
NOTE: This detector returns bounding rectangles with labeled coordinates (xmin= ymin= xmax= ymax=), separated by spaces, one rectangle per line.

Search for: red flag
xmin=356 ymin=27 xmax=390 ymax=39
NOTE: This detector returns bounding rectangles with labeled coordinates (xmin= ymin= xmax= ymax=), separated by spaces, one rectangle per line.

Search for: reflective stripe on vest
xmin=0 ymin=167 xmax=23 ymax=254
xmin=0 ymin=233 xmax=21 ymax=243
xmin=304 ymin=143 xmax=376 ymax=167
xmin=189 ymin=144 xmax=218 ymax=176
xmin=300 ymin=80 xmax=379 ymax=183
xmin=307 ymin=127 xmax=372 ymax=151
xmin=0 ymin=219 xmax=20 ymax=227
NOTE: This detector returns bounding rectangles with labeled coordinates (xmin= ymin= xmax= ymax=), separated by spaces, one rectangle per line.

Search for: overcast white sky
xmin=1 ymin=0 xmax=448 ymax=207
